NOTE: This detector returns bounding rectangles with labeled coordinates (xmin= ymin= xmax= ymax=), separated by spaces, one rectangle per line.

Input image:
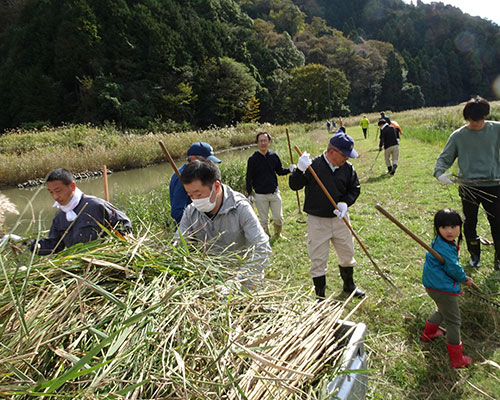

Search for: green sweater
xmin=434 ymin=121 xmax=500 ymax=186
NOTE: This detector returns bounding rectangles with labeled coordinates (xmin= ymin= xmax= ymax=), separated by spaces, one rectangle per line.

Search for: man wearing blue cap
xmin=289 ymin=133 xmax=364 ymax=299
xmin=169 ymin=142 xmax=221 ymax=224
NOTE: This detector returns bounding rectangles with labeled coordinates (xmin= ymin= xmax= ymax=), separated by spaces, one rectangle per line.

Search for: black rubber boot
xmin=390 ymin=164 xmax=397 ymax=175
xmin=387 ymin=165 xmax=392 ymax=174
xmin=339 ymin=266 xmax=365 ymax=298
xmin=467 ymin=239 xmax=481 ymax=268
xmin=312 ymin=275 xmax=326 ymax=301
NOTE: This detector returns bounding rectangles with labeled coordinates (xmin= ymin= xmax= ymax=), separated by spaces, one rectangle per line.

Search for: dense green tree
xmin=195 ymin=57 xmax=258 ymax=127
xmin=379 ymin=51 xmax=403 ymax=110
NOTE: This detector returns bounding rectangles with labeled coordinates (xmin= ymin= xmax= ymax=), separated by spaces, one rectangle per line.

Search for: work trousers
xmin=255 ymin=191 xmax=284 ymax=231
xmin=426 ymin=288 xmax=462 ymax=345
xmin=384 ymin=144 xmax=399 ymax=167
xmin=459 ymin=185 xmax=500 ymax=256
xmin=307 ymin=214 xmax=356 ymax=278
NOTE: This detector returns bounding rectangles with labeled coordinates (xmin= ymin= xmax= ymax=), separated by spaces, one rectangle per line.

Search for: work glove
xmin=248 ymin=195 xmax=254 ymax=205
xmin=289 ymin=164 xmax=297 ymax=173
xmin=297 ymin=152 xmax=312 ymax=172
xmin=333 ymin=202 xmax=348 ymax=219
xmin=1 ymin=234 xmax=23 ymax=245
xmin=437 ymin=172 xmax=454 ymax=185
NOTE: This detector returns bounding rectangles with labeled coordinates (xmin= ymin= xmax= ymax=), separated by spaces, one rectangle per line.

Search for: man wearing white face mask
xmin=28 ymin=168 xmax=132 ymax=255
xmin=175 ymin=159 xmax=271 ymax=290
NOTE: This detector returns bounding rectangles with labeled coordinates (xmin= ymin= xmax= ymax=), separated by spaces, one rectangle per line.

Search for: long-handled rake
xmin=368 ymin=149 xmax=381 ymax=173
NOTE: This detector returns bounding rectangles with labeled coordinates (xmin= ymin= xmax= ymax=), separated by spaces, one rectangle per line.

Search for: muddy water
xmin=1 ymin=145 xmax=256 ymax=233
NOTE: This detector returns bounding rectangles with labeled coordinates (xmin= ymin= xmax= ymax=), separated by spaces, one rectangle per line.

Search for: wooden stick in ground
xmin=286 ymin=128 xmax=301 ymax=213
xmin=374 ymin=203 xmax=480 ymax=292
xmin=294 ymin=145 xmax=399 ymax=291
xmin=159 ymin=141 xmax=181 ymax=179
xmin=103 ymin=165 xmax=109 ymax=202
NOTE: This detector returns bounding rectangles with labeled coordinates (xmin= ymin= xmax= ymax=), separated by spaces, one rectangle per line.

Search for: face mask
xmin=192 ymin=184 xmax=217 ymax=213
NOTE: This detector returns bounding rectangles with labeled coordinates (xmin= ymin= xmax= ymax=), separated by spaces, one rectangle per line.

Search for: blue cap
xmin=329 ymin=133 xmax=358 ymax=158
xmin=187 ymin=142 xmax=221 ymax=163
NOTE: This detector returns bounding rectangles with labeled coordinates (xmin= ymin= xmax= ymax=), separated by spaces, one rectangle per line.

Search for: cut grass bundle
xmin=0 ymin=230 xmax=359 ymax=399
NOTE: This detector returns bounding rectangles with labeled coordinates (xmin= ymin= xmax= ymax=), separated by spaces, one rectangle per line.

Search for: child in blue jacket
xmin=421 ymin=209 xmax=474 ymax=368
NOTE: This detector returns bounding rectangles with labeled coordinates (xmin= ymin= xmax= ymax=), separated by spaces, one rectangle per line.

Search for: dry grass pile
xmin=0 ymin=232 xmax=359 ymax=399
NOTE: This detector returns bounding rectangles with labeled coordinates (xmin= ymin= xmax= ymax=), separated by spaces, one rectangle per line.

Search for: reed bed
xmin=0 ymin=231 xmax=357 ymax=399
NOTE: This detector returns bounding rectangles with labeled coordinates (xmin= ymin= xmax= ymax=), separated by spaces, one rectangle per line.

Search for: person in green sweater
xmin=434 ymin=96 xmax=500 ymax=270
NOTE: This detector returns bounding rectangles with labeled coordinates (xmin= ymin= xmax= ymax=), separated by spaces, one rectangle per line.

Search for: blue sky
xmin=402 ymin=0 xmax=500 ymax=25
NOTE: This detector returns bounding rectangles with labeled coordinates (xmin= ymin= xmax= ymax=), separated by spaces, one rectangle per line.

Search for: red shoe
xmin=421 ymin=320 xmax=445 ymax=342
xmin=447 ymin=342 xmax=472 ymax=368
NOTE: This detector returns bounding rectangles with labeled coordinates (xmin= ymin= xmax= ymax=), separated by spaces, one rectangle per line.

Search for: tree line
xmin=0 ymin=0 xmax=498 ymax=132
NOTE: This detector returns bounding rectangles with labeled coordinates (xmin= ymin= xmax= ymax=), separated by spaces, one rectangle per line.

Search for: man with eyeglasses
xmin=289 ymin=133 xmax=364 ymax=300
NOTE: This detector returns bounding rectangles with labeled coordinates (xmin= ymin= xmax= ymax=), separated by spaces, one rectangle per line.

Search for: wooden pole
xmin=159 ymin=141 xmax=181 ymax=179
xmin=374 ymin=203 xmax=480 ymax=291
xmin=103 ymin=165 xmax=109 ymax=202
xmin=286 ymin=128 xmax=301 ymax=213
xmin=294 ymin=145 xmax=399 ymax=291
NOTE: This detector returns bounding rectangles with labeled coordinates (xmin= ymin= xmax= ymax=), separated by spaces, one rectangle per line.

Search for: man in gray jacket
xmin=175 ymin=159 xmax=271 ymax=289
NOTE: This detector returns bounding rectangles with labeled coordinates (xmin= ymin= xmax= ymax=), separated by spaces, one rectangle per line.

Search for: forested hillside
xmin=0 ymin=0 xmax=498 ymax=131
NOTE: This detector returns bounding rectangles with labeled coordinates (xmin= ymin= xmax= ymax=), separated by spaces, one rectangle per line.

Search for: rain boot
xmin=312 ymin=275 xmax=326 ymax=301
xmin=339 ymin=266 xmax=365 ymax=298
xmin=421 ymin=320 xmax=445 ymax=342
xmin=273 ymin=223 xmax=282 ymax=239
xmin=387 ymin=165 xmax=392 ymax=174
xmin=447 ymin=342 xmax=472 ymax=368
xmin=390 ymin=164 xmax=397 ymax=175
xmin=467 ymin=238 xmax=481 ymax=268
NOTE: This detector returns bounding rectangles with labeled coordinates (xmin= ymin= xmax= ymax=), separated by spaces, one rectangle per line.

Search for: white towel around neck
xmin=53 ymin=187 xmax=83 ymax=221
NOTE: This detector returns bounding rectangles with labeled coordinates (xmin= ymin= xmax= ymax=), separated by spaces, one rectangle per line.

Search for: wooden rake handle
xmin=159 ymin=141 xmax=181 ymax=179
xmin=294 ymin=145 xmax=399 ymax=291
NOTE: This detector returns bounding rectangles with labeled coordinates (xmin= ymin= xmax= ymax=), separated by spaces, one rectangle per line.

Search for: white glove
xmin=334 ymin=202 xmax=348 ymax=219
xmin=289 ymin=164 xmax=297 ymax=173
xmin=248 ymin=195 xmax=254 ymax=204
xmin=437 ymin=173 xmax=454 ymax=185
xmin=1 ymin=234 xmax=23 ymax=245
xmin=297 ymin=152 xmax=312 ymax=172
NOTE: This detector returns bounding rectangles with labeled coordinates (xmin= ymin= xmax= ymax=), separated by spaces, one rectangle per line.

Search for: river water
xmin=1 ymin=145 xmax=256 ymax=233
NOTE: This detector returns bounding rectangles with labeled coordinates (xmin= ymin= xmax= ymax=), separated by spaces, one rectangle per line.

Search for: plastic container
xmin=326 ymin=320 xmax=368 ymax=400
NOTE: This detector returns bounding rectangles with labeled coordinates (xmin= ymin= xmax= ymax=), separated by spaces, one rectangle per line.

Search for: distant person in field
xmin=378 ymin=119 xmax=400 ymax=175
xmin=289 ymin=133 xmax=364 ymax=300
xmin=326 ymin=120 xmax=332 ymax=133
xmin=421 ymin=209 xmax=474 ymax=369
xmin=175 ymin=159 xmax=271 ymax=290
xmin=30 ymin=168 xmax=131 ymax=255
xmin=246 ymin=132 xmax=291 ymax=239
xmin=434 ymin=96 xmax=500 ymax=271
xmin=380 ymin=111 xmax=391 ymax=124
xmin=359 ymin=115 xmax=370 ymax=139
xmin=169 ymin=142 xmax=221 ymax=225
xmin=391 ymin=120 xmax=403 ymax=136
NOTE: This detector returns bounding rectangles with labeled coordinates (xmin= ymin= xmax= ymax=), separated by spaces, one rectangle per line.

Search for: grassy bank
xmin=0 ymin=122 xmax=315 ymax=188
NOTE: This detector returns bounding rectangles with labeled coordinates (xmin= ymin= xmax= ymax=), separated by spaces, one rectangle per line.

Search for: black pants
xmin=459 ymin=185 xmax=500 ymax=255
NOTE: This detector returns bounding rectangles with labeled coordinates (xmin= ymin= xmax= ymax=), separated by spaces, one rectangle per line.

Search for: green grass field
xmin=268 ymin=108 xmax=500 ymax=399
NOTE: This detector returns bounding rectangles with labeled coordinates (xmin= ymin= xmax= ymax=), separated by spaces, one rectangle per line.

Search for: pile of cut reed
xmin=0 ymin=232 xmax=360 ymax=399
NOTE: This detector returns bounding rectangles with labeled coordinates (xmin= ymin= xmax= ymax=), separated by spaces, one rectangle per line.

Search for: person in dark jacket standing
xmin=169 ymin=142 xmax=221 ymax=225
xmin=378 ymin=119 xmax=400 ymax=175
xmin=246 ymin=132 xmax=291 ymax=238
xmin=30 ymin=168 xmax=132 ymax=255
xmin=289 ymin=133 xmax=365 ymax=299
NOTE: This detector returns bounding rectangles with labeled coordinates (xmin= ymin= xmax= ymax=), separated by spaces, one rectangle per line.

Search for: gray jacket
xmin=175 ymin=184 xmax=271 ymax=283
